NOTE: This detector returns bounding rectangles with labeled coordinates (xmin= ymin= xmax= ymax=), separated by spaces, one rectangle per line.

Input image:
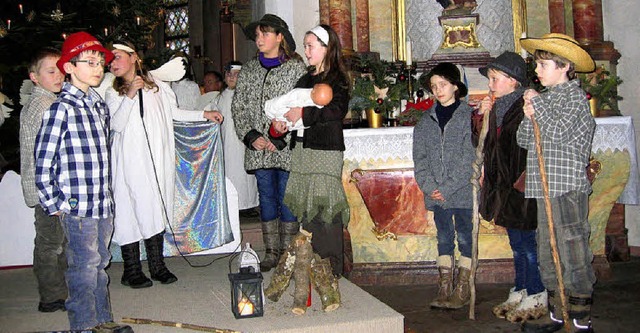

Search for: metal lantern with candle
xmin=228 ymin=253 xmax=264 ymax=319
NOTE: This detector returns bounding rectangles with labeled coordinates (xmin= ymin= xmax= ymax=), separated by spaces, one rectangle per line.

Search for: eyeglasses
xmin=74 ymin=60 xmax=106 ymax=68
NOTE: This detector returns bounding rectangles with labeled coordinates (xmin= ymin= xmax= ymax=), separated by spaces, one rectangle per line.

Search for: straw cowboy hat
xmin=520 ymin=33 xmax=595 ymax=73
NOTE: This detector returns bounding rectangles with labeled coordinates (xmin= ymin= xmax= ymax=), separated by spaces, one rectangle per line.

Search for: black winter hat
xmin=245 ymin=14 xmax=296 ymax=52
xmin=479 ymin=51 xmax=529 ymax=86
xmin=425 ymin=62 xmax=468 ymax=98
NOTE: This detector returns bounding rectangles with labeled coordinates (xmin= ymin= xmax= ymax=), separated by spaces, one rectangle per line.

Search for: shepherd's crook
xmin=469 ymin=96 xmax=492 ymax=320
xmin=531 ymin=116 xmax=572 ymax=332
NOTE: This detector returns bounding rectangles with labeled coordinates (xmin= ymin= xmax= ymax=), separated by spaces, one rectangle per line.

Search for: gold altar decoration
xmin=441 ymin=21 xmax=480 ymax=49
xmin=365 ymin=108 xmax=383 ymax=128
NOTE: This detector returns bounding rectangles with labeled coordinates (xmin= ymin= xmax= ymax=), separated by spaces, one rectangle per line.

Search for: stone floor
xmin=240 ymin=214 xmax=640 ymax=333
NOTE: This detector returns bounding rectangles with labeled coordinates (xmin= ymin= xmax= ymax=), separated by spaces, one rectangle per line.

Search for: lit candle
xmin=104 ymin=28 xmax=108 ymax=36
xmin=7 ymin=20 xmax=10 ymax=30
xmin=62 ymin=33 xmax=67 ymax=40
xmin=136 ymin=16 xmax=141 ymax=26
xmin=238 ymin=298 xmax=254 ymax=316
xmin=19 ymin=4 xmax=23 ymax=14
xmin=406 ymin=38 xmax=412 ymax=66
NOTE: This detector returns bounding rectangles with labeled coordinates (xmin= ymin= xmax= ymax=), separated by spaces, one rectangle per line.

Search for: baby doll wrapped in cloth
xmin=264 ymin=83 xmax=333 ymax=131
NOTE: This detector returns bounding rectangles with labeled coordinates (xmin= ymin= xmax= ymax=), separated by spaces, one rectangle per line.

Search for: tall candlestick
xmin=19 ymin=4 xmax=23 ymax=14
xmin=406 ymin=38 xmax=412 ymax=66
xmin=104 ymin=28 xmax=108 ymax=36
xmin=136 ymin=16 xmax=141 ymax=26
xmin=62 ymin=33 xmax=67 ymax=40
xmin=7 ymin=20 xmax=10 ymax=30
xmin=520 ymin=32 xmax=527 ymax=58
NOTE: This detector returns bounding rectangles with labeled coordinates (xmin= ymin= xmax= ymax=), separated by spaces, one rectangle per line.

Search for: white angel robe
xmin=106 ymin=77 xmax=206 ymax=245
xmin=215 ymin=88 xmax=259 ymax=210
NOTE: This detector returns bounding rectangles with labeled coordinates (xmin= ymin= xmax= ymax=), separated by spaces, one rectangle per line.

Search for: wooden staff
xmin=122 ymin=317 xmax=239 ymax=333
xmin=530 ymin=116 xmax=571 ymax=332
xmin=468 ymin=94 xmax=493 ymax=319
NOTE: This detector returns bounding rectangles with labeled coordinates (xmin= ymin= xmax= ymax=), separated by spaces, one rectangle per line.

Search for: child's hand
xmin=284 ymin=107 xmax=303 ymax=125
xmin=126 ymin=76 xmax=145 ymax=99
xmin=252 ymin=137 xmax=277 ymax=152
xmin=430 ymin=189 xmax=445 ymax=202
xmin=523 ymin=89 xmax=539 ymax=102
xmin=478 ymin=95 xmax=494 ymax=115
xmin=203 ymin=110 xmax=224 ymax=123
xmin=271 ymin=119 xmax=288 ymax=134
xmin=523 ymin=99 xmax=535 ymax=119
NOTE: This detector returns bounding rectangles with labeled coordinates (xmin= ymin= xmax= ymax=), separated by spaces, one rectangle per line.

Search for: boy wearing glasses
xmin=34 ymin=32 xmax=132 ymax=333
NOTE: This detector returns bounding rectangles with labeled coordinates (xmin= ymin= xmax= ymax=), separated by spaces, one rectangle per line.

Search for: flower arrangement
xmin=578 ymin=65 xmax=623 ymax=115
xmin=397 ymin=96 xmax=434 ymax=126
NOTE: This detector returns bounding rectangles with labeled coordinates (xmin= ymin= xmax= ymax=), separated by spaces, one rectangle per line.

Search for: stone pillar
xmin=319 ymin=0 xmax=330 ymax=25
xmin=572 ymin=0 xmax=603 ymax=45
xmin=355 ymin=0 xmax=370 ymax=52
xmin=328 ymin=0 xmax=354 ymax=52
xmin=548 ymin=0 xmax=566 ymax=33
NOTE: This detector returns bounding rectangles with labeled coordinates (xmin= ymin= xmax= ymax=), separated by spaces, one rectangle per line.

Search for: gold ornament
xmin=112 ymin=5 xmax=120 ymax=17
xmin=51 ymin=4 xmax=64 ymax=22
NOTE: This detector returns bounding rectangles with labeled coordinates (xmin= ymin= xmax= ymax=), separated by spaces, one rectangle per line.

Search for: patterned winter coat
xmin=231 ymin=57 xmax=306 ymax=172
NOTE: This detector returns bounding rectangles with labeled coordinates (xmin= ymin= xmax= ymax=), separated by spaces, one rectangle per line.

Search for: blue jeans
xmin=536 ymin=191 xmax=596 ymax=295
xmin=507 ymin=228 xmax=545 ymax=295
xmin=60 ymin=214 xmax=114 ymax=330
xmin=254 ymin=168 xmax=296 ymax=222
xmin=432 ymin=206 xmax=472 ymax=258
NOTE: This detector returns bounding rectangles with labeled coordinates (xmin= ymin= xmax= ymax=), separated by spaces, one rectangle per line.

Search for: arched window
xmin=164 ymin=0 xmax=190 ymax=54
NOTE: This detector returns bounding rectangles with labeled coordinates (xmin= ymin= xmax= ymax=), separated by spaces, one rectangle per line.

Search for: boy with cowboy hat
xmin=34 ymin=31 xmax=132 ymax=332
xmin=516 ymin=33 xmax=596 ymax=333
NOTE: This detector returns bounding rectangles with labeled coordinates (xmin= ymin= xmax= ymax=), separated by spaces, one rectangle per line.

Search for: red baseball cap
xmin=56 ymin=32 xmax=114 ymax=74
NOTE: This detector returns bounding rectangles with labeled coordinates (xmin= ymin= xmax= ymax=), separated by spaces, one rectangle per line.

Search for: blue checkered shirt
xmin=516 ymin=79 xmax=596 ymax=198
xmin=34 ymin=82 xmax=113 ymax=218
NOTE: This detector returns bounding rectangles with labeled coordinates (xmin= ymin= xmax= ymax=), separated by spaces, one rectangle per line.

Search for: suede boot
xmin=493 ymin=287 xmax=527 ymax=319
xmin=120 ymin=242 xmax=152 ymax=288
xmin=430 ymin=255 xmax=454 ymax=309
xmin=444 ymin=256 xmax=471 ymax=309
xmin=145 ymin=232 xmax=177 ymax=284
xmin=521 ymin=290 xmax=564 ymax=333
xmin=260 ymin=220 xmax=280 ymax=272
xmin=280 ymin=221 xmax=300 ymax=252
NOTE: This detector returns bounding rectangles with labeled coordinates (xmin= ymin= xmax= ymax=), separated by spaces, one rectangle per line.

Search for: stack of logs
xmin=265 ymin=229 xmax=341 ymax=315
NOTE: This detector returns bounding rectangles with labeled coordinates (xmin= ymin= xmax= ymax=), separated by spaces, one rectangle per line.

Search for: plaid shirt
xmin=516 ymin=79 xmax=596 ymax=198
xmin=34 ymin=82 xmax=113 ymax=218
xmin=20 ymin=86 xmax=57 ymax=207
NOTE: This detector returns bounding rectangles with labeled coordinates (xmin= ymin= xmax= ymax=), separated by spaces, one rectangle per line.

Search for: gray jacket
xmin=413 ymin=102 xmax=475 ymax=210
xmin=231 ymin=57 xmax=306 ymax=172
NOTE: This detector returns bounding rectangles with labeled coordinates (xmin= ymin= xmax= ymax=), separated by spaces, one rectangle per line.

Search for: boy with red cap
xmin=34 ymin=32 xmax=132 ymax=333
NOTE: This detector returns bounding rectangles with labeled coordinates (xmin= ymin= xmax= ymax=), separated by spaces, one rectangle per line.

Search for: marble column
xmin=328 ymin=0 xmax=354 ymax=51
xmin=572 ymin=0 xmax=603 ymax=45
xmin=548 ymin=0 xmax=566 ymax=33
xmin=319 ymin=0 xmax=330 ymax=25
xmin=355 ymin=0 xmax=370 ymax=52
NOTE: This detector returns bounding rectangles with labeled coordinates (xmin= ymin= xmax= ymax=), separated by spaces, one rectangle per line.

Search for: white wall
xmin=603 ymin=1 xmax=640 ymax=248
xmin=264 ymin=0 xmax=319 ymax=64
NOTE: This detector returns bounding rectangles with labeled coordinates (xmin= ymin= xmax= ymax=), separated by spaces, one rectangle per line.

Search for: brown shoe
xmin=430 ymin=255 xmax=454 ymax=309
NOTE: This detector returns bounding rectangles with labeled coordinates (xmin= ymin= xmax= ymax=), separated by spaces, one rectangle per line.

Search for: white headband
xmin=309 ymin=26 xmax=329 ymax=46
xmin=112 ymin=43 xmax=136 ymax=53
xmin=229 ymin=65 xmax=242 ymax=71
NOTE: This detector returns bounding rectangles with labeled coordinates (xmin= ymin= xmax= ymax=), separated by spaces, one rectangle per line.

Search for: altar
xmin=342 ymin=117 xmax=639 ymax=285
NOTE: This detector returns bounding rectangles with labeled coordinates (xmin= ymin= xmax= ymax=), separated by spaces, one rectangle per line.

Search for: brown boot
xmin=430 ymin=255 xmax=454 ymax=309
xmin=259 ymin=220 xmax=280 ymax=272
xmin=443 ymin=256 xmax=471 ymax=310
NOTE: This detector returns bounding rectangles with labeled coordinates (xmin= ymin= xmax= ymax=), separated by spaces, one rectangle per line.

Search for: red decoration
xmin=376 ymin=98 xmax=384 ymax=105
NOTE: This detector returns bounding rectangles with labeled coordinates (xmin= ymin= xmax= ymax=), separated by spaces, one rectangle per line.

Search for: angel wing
xmin=94 ymin=72 xmax=115 ymax=100
xmin=149 ymin=57 xmax=186 ymax=82
xmin=19 ymin=80 xmax=35 ymax=106
xmin=0 ymin=91 xmax=13 ymax=123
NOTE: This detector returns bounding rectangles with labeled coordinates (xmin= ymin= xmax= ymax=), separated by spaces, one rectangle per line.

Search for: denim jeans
xmin=254 ymin=168 xmax=296 ymax=222
xmin=432 ymin=206 xmax=473 ymax=258
xmin=60 ymin=214 xmax=114 ymax=330
xmin=507 ymin=228 xmax=545 ymax=295
xmin=33 ymin=206 xmax=68 ymax=303
xmin=536 ymin=191 xmax=596 ymax=295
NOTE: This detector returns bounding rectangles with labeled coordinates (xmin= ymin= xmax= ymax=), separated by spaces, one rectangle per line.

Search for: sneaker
xmin=92 ymin=321 xmax=134 ymax=333
xmin=38 ymin=299 xmax=66 ymax=312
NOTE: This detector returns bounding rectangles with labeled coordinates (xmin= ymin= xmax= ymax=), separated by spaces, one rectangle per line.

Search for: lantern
xmin=228 ymin=267 xmax=264 ymax=319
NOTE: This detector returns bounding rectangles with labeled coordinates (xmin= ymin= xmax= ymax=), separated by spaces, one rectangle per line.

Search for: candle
xmin=62 ymin=33 xmax=67 ymax=40
xmin=238 ymin=298 xmax=254 ymax=316
xmin=7 ymin=20 xmax=10 ymax=30
xmin=136 ymin=16 xmax=141 ymax=26
xmin=406 ymin=38 xmax=412 ymax=66
xmin=104 ymin=28 xmax=108 ymax=36
xmin=520 ymin=32 xmax=527 ymax=59
xmin=19 ymin=4 xmax=23 ymax=14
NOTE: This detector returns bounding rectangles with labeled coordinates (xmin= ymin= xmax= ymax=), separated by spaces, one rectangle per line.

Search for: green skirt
xmin=284 ymin=146 xmax=350 ymax=226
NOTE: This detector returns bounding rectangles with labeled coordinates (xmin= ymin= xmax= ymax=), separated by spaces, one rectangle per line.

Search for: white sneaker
xmin=492 ymin=287 xmax=527 ymax=318
xmin=506 ymin=290 xmax=548 ymax=323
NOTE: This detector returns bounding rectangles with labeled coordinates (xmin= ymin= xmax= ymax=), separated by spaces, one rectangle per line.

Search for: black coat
xmin=478 ymin=97 xmax=537 ymax=230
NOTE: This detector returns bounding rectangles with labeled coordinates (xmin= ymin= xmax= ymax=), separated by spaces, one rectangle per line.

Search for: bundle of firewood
xmin=265 ymin=229 xmax=341 ymax=315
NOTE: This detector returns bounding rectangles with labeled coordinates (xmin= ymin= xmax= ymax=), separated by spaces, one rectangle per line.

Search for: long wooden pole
xmin=530 ymin=116 xmax=571 ymax=332
xmin=469 ymin=101 xmax=492 ymax=320
xmin=122 ymin=317 xmax=240 ymax=333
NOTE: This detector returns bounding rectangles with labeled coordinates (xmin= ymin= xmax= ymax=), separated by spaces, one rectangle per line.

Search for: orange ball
xmin=311 ymin=83 xmax=333 ymax=106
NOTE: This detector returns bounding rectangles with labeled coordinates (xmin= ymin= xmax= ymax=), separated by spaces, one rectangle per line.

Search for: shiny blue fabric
xmin=169 ymin=120 xmax=234 ymax=255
